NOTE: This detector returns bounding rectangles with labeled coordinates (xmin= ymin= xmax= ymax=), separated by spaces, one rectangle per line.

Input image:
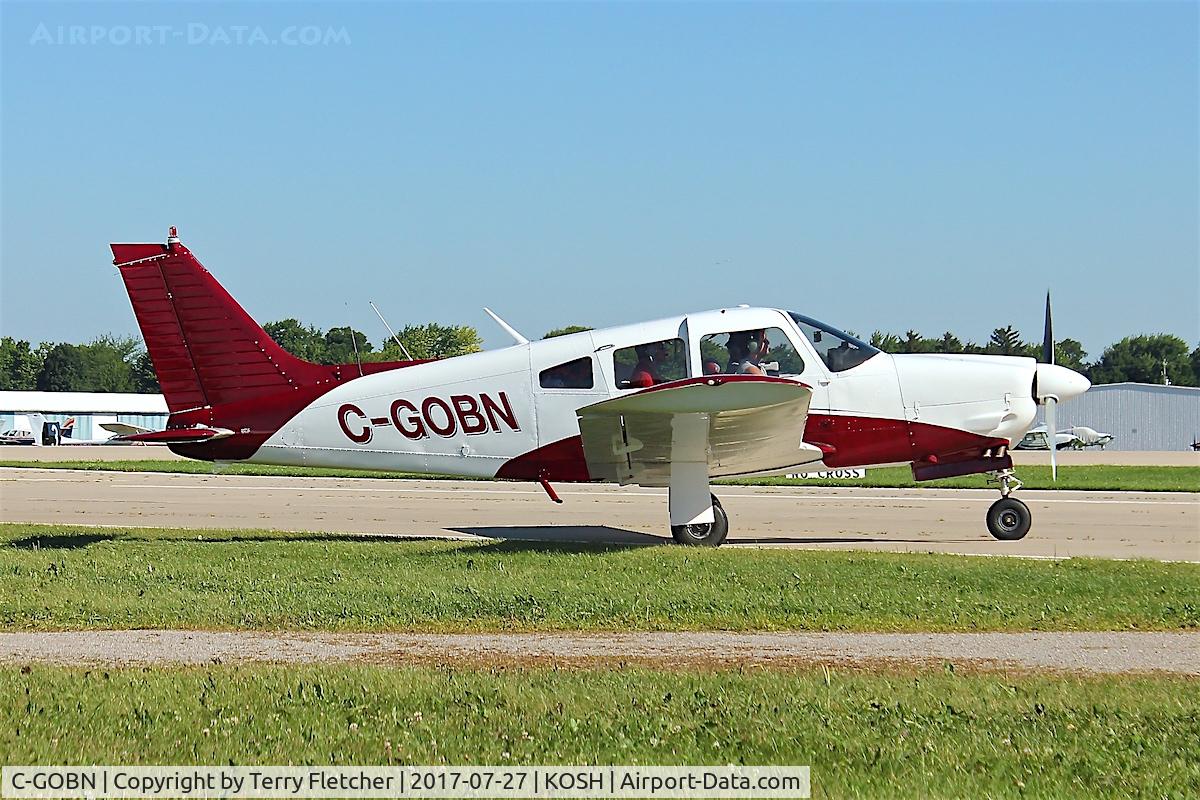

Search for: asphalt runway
xmin=2 ymin=468 xmax=1196 ymax=561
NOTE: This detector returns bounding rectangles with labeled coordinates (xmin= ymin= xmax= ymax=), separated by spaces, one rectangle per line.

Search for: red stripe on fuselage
xmin=494 ymin=414 xmax=1010 ymax=483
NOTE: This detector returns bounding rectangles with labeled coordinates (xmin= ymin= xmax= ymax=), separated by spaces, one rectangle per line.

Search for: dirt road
xmin=0 ymin=630 xmax=1194 ymax=674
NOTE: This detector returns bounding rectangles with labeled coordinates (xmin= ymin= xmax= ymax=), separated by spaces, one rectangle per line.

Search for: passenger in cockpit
xmin=629 ymin=341 xmax=669 ymax=387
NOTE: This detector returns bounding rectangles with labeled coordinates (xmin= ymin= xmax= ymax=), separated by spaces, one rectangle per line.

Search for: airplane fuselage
xmin=175 ymin=306 xmax=1056 ymax=484
xmin=111 ymin=234 xmax=1092 ymax=544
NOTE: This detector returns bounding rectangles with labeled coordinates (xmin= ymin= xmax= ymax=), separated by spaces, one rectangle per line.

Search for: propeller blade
xmin=1046 ymin=396 xmax=1058 ymax=482
xmin=1042 ymin=291 xmax=1054 ymax=365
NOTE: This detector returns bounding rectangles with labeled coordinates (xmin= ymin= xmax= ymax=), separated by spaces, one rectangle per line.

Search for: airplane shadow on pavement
xmin=6 ymin=529 xmax=670 ymax=551
xmin=728 ymin=536 xmax=982 ymax=545
xmin=449 ymin=527 xmax=970 ymax=549
xmin=7 ymin=529 xmax=977 ymax=551
xmin=449 ymin=526 xmax=667 ymax=547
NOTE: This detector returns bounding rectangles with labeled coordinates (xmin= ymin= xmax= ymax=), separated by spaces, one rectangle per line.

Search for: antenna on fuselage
xmin=369 ymin=300 xmax=414 ymax=360
xmin=484 ymin=307 xmax=529 ymax=346
xmin=346 ymin=303 xmax=364 ymax=377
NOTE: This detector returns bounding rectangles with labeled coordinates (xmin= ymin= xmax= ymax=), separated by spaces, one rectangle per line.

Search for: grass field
xmin=3 ymin=523 xmax=1197 ymax=632
xmin=2 ymin=458 xmax=1196 ymax=491
xmin=1 ymin=664 xmax=1196 ymax=798
xmin=729 ymin=464 xmax=1199 ymax=492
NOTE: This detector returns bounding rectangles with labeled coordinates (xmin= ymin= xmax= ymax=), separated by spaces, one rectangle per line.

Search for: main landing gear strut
xmin=986 ymin=468 xmax=1031 ymax=541
xmin=667 ymin=423 xmax=729 ymax=546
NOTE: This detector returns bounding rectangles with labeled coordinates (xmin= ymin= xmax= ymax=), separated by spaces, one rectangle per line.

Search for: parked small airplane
xmin=0 ymin=428 xmax=36 ymax=446
xmin=0 ymin=414 xmax=51 ymax=446
xmin=110 ymin=229 xmax=1090 ymax=545
xmin=1015 ymin=426 xmax=1080 ymax=451
xmin=1070 ymin=426 xmax=1114 ymax=449
xmin=56 ymin=416 xmax=150 ymax=445
xmin=1017 ymin=425 xmax=1114 ymax=451
xmin=0 ymin=415 xmax=151 ymax=446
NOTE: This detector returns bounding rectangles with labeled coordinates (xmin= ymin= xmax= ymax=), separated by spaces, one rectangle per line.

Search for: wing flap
xmin=577 ymin=376 xmax=820 ymax=486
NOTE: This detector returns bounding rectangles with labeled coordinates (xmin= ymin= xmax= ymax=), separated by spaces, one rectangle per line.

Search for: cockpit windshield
xmin=787 ymin=312 xmax=880 ymax=372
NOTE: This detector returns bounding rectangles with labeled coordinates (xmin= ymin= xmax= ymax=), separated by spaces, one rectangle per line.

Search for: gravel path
xmin=0 ymin=631 xmax=1195 ymax=674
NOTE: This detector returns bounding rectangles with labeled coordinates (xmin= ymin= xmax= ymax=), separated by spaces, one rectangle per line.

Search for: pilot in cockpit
xmin=725 ymin=331 xmax=767 ymax=376
xmin=826 ymin=339 xmax=856 ymax=372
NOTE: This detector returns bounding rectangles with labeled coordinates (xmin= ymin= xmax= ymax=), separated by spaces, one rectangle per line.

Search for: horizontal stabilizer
xmin=115 ymin=427 xmax=233 ymax=444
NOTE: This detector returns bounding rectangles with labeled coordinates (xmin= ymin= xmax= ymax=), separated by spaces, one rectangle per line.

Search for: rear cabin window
xmin=539 ymin=357 xmax=595 ymax=389
xmin=613 ymin=338 xmax=686 ymax=389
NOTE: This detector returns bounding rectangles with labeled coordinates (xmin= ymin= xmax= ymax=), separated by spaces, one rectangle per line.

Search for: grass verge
xmin=3 ymin=523 xmax=1197 ymax=632
xmin=2 ymin=459 xmax=1196 ymax=491
xmin=1 ymin=664 xmax=1196 ymax=799
xmin=728 ymin=464 xmax=1199 ymax=492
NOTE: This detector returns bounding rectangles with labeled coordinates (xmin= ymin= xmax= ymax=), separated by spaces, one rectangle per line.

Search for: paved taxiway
xmin=2 ymin=468 xmax=1196 ymax=561
xmin=3 ymin=445 xmax=1198 ymax=465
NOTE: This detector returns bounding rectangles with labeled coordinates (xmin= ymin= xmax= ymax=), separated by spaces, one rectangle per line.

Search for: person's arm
xmin=629 ymin=369 xmax=655 ymax=388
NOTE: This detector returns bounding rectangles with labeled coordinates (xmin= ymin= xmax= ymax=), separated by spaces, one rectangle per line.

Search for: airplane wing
xmin=576 ymin=375 xmax=821 ymax=487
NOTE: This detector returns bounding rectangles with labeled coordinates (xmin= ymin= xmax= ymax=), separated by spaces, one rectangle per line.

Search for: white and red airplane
xmin=110 ymin=229 xmax=1090 ymax=546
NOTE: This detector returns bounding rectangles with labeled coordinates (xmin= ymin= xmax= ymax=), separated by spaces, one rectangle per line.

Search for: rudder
xmin=112 ymin=230 xmax=337 ymax=413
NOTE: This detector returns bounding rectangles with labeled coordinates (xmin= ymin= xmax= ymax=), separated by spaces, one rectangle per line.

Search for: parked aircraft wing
xmin=576 ymin=375 xmax=820 ymax=486
xmin=99 ymin=422 xmax=153 ymax=436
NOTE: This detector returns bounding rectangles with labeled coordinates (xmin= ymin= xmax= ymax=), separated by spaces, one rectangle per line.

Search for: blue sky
xmin=2 ymin=1 xmax=1196 ymax=358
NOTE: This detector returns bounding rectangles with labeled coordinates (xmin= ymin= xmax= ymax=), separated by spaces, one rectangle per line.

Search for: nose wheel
xmin=987 ymin=497 xmax=1031 ymax=540
xmin=986 ymin=469 xmax=1031 ymax=540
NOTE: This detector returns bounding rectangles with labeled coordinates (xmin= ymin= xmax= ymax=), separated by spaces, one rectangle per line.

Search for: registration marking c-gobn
xmin=338 ymin=391 xmax=520 ymax=444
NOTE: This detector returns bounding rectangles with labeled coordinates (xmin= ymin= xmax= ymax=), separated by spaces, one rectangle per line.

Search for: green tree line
xmin=0 ymin=335 xmax=160 ymax=394
xmin=2 ymin=322 xmax=1196 ymax=393
xmin=865 ymin=327 xmax=1199 ymax=387
xmin=0 ymin=320 xmax=483 ymax=394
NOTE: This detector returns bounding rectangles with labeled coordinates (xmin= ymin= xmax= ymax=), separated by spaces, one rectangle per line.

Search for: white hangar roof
xmin=0 ymin=391 xmax=169 ymax=415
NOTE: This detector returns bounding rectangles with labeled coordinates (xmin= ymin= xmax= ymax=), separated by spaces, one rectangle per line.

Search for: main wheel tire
xmin=987 ymin=497 xmax=1031 ymax=541
xmin=671 ymin=494 xmax=729 ymax=547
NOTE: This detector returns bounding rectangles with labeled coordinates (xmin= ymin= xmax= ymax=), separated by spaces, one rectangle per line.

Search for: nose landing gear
xmin=986 ymin=469 xmax=1031 ymax=540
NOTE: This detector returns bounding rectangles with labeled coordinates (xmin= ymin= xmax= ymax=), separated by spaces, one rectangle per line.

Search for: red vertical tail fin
xmin=111 ymin=230 xmax=424 ymax=461
xmin=111 ymin=236 xmax=338 ymax=413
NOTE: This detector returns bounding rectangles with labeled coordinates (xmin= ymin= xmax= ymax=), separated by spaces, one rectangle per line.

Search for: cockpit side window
xmin=699 ymin=327 xmax=804 ymax=377
xmin=788 ymin=312 xmax=879 ymax=372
